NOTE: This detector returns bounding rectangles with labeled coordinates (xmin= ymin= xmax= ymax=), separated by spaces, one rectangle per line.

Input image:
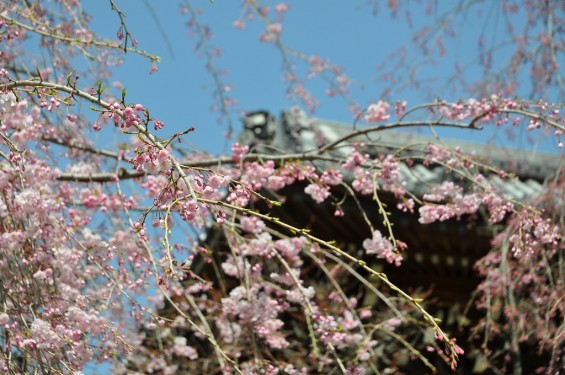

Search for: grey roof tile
xmin=240 ymin=109 xmax=563 ymax=203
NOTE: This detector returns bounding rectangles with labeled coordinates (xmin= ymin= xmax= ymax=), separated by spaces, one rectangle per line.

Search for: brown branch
xmin=317 ymin=120 xmax=476 ymax=154
xmin=42 ymin=136 xmax=121 ymax=159
xmin=57 ymin=168 xmax=142 ymax=182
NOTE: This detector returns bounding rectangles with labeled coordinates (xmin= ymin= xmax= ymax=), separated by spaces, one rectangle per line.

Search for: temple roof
xmin=240 ymin=109 xmax=562 ymax=202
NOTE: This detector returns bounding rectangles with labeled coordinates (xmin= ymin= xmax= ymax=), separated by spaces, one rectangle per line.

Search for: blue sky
xmin=81 ymin=1 xmax=561 ymax=155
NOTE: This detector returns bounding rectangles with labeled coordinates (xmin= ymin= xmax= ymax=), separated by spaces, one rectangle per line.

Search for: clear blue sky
xmin=82 ymin=1 xmax=561 ymax=155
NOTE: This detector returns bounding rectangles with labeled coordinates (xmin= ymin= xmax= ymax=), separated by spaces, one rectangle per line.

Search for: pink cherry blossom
xmin=365 ymin=100 xmax=390 ymax=123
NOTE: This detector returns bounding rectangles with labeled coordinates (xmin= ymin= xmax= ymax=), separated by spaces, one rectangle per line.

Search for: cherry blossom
xmin=0 ymin=1 xmax=563 ymax=374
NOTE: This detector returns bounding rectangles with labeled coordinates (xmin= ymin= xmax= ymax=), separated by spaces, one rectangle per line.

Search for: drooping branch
xmin=0 ymin=14 xmax=160 ymax=63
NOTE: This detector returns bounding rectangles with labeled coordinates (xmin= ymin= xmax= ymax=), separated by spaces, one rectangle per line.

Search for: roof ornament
xmin=241 ymin=110 xmax=277 ymax=144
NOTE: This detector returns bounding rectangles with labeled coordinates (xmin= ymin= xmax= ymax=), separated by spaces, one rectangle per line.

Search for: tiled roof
xmin=241 ymin=109 xmax=563 ymax=202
